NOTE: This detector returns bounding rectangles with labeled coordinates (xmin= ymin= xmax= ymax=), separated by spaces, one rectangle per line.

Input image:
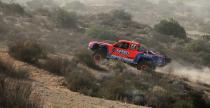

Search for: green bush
xmin=53 ymin=9 xmax=78 ymax=28
xmin=86 ymin=26 xmax=118 ymax=41
xmin=154 ymin=18 xmax=187 ymax=39
xmin=9 ymin=40 xmax=47 ymax=64
xmin=0 ymin=76 xmax=41 ymax=108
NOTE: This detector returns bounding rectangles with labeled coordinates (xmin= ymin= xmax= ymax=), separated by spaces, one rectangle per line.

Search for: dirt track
xmin=0 ymin=52 xmax=148 ymax=108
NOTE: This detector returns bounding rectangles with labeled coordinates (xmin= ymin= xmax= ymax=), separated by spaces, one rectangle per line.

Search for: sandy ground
xmin=0 ymin=52 xmax=148 ymax=108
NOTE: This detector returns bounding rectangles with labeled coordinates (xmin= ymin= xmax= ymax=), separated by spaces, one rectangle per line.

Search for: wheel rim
xmin=141 ymin=64 xmax=149 ymax=71
xmin=137 ymin=63 xmax=150 ymax=71
xmin=137 ymin=64 xmax=142 ymax=70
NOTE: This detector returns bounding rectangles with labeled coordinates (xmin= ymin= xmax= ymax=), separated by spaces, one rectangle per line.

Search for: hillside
xmin=0 ymin=1 xmax=210 ymax=108
xmin=0 ymin=51 xmax=147 ymax=108
xmin=5 ymin=0 xmax=210 ymax=32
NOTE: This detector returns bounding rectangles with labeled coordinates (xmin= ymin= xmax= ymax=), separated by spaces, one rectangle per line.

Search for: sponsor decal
xmin=115 ymin=49 xmax=129 ymax=55
xmin=108 ymin=55 xmax=135 ymax=64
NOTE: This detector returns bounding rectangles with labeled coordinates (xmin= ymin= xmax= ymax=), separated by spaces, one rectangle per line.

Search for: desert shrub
xmin=0 ymin=18 xmax=8 ymax=35
xmin=53 ymin=9 xmax=78 ymax=28
xmin=184 ymin=39 xmax=210 ymax=66
xmin=0 ymin=58 xmax=28 ymax=79
xmin=97 ymin=9 xmax=133 ymax=28
xmin=200 ymin=21 xmax=210 ymax=33
xmin=112 ymin=9 xmax=132 ymax=21
xmin=109 ymin=61 xmax=126 ymax=73
xmin=65 ymin=67 xmax=98 ymax=96
xmin=39 ymin=57 xmax=70 ymax=75
xmin=86 ymin=26 xmax=118 ymax=41
xmin=64 ymin=1 xmax=86 ymax=11
xmin=33 ymin=8 xmax=52 ymax=16
xmin=9 ymin=40 xmax=47 ymax=64
xmin=26 ymin=0 xmax=56 ymax=10
xmin=63 ymin=62 xmax=210 ymax=108
xmin=154 ymin=18 xmax=187 ymax=39
xmin=185 ymin=40 xmax=210 ymax=52
xmin=96 ymin=13 xmax=115 ymax=26
xmin=188 ymin=90 xmax=210 ymax=108
xmin=200 ymin=52 xmax=210 ymax=66
xmin=0 ymin=76 xmax=41 ymax=108
xmin=145 ymin=86 xmax=177 ymax=108
xmin=98 ymin=72 xmax=147 ymax=105
xmin=0 ymin=2 xmax=26 ymax=15
xmin=172 ymin=100 xmax=194 ymax=108
xmin=99 ymin=75 xmax=129 ymax=101
xmin=73 ymin=49 xmax=103 ymax=70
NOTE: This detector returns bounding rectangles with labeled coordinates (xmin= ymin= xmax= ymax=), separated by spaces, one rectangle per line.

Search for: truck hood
xmin=142 ymin=50 xmax=171 ymax=66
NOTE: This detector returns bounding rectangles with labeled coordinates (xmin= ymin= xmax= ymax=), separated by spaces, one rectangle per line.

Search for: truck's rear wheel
xmin=137 ymin=61 xmax=155 ymax=72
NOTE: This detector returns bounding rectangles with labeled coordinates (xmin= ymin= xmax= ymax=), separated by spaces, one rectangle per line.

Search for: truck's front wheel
xmin=92 ymin=51 xmax=106 ymax=64
xmin=137 ymin=61 xmax=156 ymax=72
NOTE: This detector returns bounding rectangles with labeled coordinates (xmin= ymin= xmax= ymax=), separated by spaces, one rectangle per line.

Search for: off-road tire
xmin=92 ymin=50 xmax=106 ymax=64
xmin=137 ymin=60 xmax=156 ymax=72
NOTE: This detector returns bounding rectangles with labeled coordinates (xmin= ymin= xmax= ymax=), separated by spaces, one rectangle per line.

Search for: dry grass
xmin=0 ymin=58 xmax=28 ymax=79
xmin=0 ymin=76 xmax=42 ymax=108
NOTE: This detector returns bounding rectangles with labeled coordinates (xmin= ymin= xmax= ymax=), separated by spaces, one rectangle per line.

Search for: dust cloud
xmin=157 ymin=61 xmax=210 ymax=85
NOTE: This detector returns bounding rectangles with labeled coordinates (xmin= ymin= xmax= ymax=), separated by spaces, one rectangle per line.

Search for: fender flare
xmin=134 ymin=54 xmax=152 ymax=64
xmin=94 ymin=44 xmax=108 ymax=56
xmin=91 ymin=43 xmax=99 ymax=50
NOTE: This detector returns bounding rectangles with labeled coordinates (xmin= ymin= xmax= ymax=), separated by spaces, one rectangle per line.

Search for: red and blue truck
xmin=88 ymin=40 xmax=171 ymax=71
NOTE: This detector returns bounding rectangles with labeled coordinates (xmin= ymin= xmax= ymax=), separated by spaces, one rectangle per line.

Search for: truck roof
xmin=119 ymin=40 xmax=140 ymax=45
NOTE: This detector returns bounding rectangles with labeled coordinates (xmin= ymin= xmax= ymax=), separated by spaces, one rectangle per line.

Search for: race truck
xmin=88 ymin=40 xmax=171 ymax=71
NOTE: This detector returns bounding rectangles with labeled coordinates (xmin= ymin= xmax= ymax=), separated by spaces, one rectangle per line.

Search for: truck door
xmin=111 ymin=42 xmax=130 ymax=59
